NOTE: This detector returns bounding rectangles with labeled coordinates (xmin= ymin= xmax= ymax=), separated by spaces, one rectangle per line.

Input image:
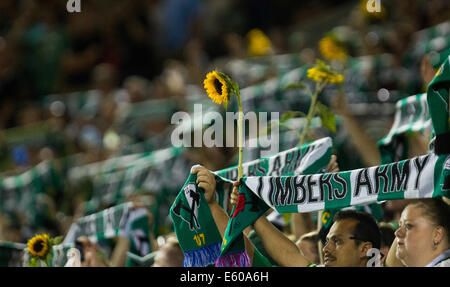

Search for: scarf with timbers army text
xmin=170 ymin=137 xmax=333 ymax=267
xmin=52 ymin=202 xmax=152 ymax=266
xmin=320 ymin=92 xmax=433 ymax=235
xmin=320 ymin=69 xmax=446 ymax=238
xmin=219 ymin=57 xmax=450 ymax=264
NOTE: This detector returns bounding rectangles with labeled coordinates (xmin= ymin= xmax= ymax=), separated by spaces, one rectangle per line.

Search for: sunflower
xmin=307 ymin=67 xmax=344 ymax=84
xmin=204 ymin=71 xmax=229 ymax=105
xmin=319 ymin=36 xmax=348 ymax=61
xmin=27 ymin=234 xmax=50 ymax=258
xmin=203 ymin=69 xmax=244 ymax=180
xmin=247 ymin=29 xmax=272 ymax=57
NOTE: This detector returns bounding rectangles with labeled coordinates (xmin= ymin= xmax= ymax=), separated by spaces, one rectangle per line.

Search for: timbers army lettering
xmin=217 ymin=139 xmax=330 ymax=181
xmin=244 ymin=153 xmax=439 ymax=212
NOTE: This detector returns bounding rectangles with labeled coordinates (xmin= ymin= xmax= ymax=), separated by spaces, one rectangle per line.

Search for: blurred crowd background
xmin=0 ymin=0 xmax=450 ymax=266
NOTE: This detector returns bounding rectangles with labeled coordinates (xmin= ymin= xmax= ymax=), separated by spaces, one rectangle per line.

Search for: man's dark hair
xmin=334 ymin=210 xmax=381 ymax=249
xmin=379 ymin=223 xmax=396 ymax=248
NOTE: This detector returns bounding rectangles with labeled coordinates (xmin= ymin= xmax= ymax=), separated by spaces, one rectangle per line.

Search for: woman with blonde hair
xmin=386 ymin=198 xmax=450 ymax=267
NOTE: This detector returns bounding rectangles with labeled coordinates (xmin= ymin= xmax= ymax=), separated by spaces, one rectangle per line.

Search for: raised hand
xmin=191 ymin=166 xmax=216 ymax=203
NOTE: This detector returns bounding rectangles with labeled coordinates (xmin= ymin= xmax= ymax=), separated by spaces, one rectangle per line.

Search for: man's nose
xmin=323 ymin=241 xmax=333 ymax=253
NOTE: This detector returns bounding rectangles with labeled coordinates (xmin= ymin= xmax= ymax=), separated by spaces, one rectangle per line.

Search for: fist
xmin=191 ymin=166 xmax=216 ymax=203
xmin=325 ymin=155 xmax=339 ymax=173
xmin=230 ymin=181 xmax=240 ymax=206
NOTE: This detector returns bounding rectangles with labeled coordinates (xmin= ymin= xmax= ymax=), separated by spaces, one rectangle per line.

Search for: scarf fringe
xmin=183 ymin=242 xmax=222 ymax=267
xmin=214 ymin=250 xmax=251 ymax=267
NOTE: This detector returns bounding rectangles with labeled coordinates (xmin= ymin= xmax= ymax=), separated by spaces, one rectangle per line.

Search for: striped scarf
xmin=220 ymin=59 xmax=450 ymax=262
xmin=171 ymin=137 xmax=333 ymax=267
xmin=53 ymin=202 xmax=152 ymax=266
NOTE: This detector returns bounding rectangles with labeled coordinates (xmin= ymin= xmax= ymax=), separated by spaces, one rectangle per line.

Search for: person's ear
xmin=359 ymin=242 xmax=373 ymax=259
xmin=432 ymin=226 xmax=445 ymax=247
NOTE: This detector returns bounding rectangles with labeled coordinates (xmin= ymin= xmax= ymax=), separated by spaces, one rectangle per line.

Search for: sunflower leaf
xmin=49 ymin=236 xmax=63 ymax=246
xmin=316 ymin=101 xmax=336 ymax=133
xmin=28 ymin=257 xmax=39 ymax=267
xmin=280 ymin=111 xmax=306 ymax=123
xmin=46 ymin=252 xmax=52 ymax=264
xmin=261 ymin=120 xmax=280 ymax=136
xmin=232 ymin=82 xmax=239 ymax=94
xmin=283 ymin=82 xmax=305 ymax=91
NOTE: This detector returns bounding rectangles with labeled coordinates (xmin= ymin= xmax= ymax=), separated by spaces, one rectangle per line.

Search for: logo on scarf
xmin=322 ymin=211 xmax=331 ymax=225
xmin=172 ymin=183 xmax=201 ymax=231
xmin=444 ymin=156 xmax=450 ymax=170
xmin=232 ymin=194 xmax=246 ymax=219
xmin=228 ymin=189 xmax=262 ymax=236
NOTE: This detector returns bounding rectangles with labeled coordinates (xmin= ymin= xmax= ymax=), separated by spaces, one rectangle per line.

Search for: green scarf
xmin=378 ymin=93 xmax=431 ymax=164
xmin=319 ymin=92 xmax=431 ymax=234
xmin=0 ymin=161 xmax=62 ymax=228
xmin=170 ymin=171 xmax=224 ymax=267
xmin=171 ymin=137 xmax=333 ymax=267
xmin=427 ymin=55 xmax=450 ymax=191
xmin=0 ymin=241 xmax=26 ymax=267
xmin=53 ymin=202 xmax=152 ymax=266
xmin=220 ymin=57 xmax=450 ymax=262
xmin=427 ymin=56 xmax=450 ymax=142
xmin=221 ymin=152 xmax=450 ymax=262
xmin=78 ymin=146 xmax=187 ymax=212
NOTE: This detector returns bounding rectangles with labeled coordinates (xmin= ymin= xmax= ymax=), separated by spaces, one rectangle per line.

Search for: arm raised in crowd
xmin=229 ymin=183 xmax=311 ymax=267
xmin=291 ymin=155 xmax=340 ymax=241
xmin=191 ymin=166 xmax=255 ymax=260
xmin=332 ymin=92 xmax=381 ymax=167
xmin=384 ymin=236 xmax=405 ymax=267
xmin=77 ymin=235 xmax=130 ymax=267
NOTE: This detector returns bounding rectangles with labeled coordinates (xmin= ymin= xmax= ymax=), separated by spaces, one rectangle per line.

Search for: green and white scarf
xmin=226 ymin=53 xmax=304 ymax=88
xmin=221 ymin=152 xmax=450 ymax=261
xmin=170 ymin=171 xmax=224 ymax=267
xmin=427 ymin=55 xmax=450 ymax=142
xmin=0 ymin=161 xmax=63 ymax=227
xmin=412 ymin=21 xmax=450 ymax=46
xmin=408 ymin=35 xmax=450 ymax=68
xmin=0 ymin=241 xmax=26 ymax=267
xmin=220 ymin=57 xmax=450 ymax=262
xmin=53 ymin=202 xmax=152 ymax=266
xmin=377 ymin=93 xmax=431 ymax=164
xmin=171 ymin=137 xmax=333 ymax=267
xmin=75 ymin=147 xmax=188 ymax=211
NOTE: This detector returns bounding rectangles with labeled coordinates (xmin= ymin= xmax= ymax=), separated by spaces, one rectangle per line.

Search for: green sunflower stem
xmin=298 ymin=81 xmax=325 ymax=147
xmin=237 ymin=90 xmax=244 ymax=180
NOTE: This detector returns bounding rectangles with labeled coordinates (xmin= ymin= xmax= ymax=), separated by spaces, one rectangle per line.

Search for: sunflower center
xmin=33 ymin=240 xmax=44 ymax=253
xmin=213 ymin=78 xmax=223 ymax=95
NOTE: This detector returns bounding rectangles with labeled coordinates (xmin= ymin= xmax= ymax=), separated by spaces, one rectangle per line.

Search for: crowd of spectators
xmin=0 ymin=0 xmax=450 ymax=267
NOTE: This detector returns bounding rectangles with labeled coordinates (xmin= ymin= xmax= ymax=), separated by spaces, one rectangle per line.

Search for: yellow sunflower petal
xmin=319 ymin=36 xmax=348 ymax=61
xmin=204 ymin=71 xmax=229 ymax=105
xmin=27 ymin=234 xmax=50 ymax=258
xmin=307 ymin=66 xmax=344 ymax=84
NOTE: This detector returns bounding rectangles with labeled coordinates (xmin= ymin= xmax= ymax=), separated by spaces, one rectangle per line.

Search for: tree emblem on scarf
xmin=228 ymin=187 xmax=262 ymax=236
xmin=232 ymin=193 xmax=246 ymax=219
xmin=172 ymin=183 xmax=201 ymax=231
